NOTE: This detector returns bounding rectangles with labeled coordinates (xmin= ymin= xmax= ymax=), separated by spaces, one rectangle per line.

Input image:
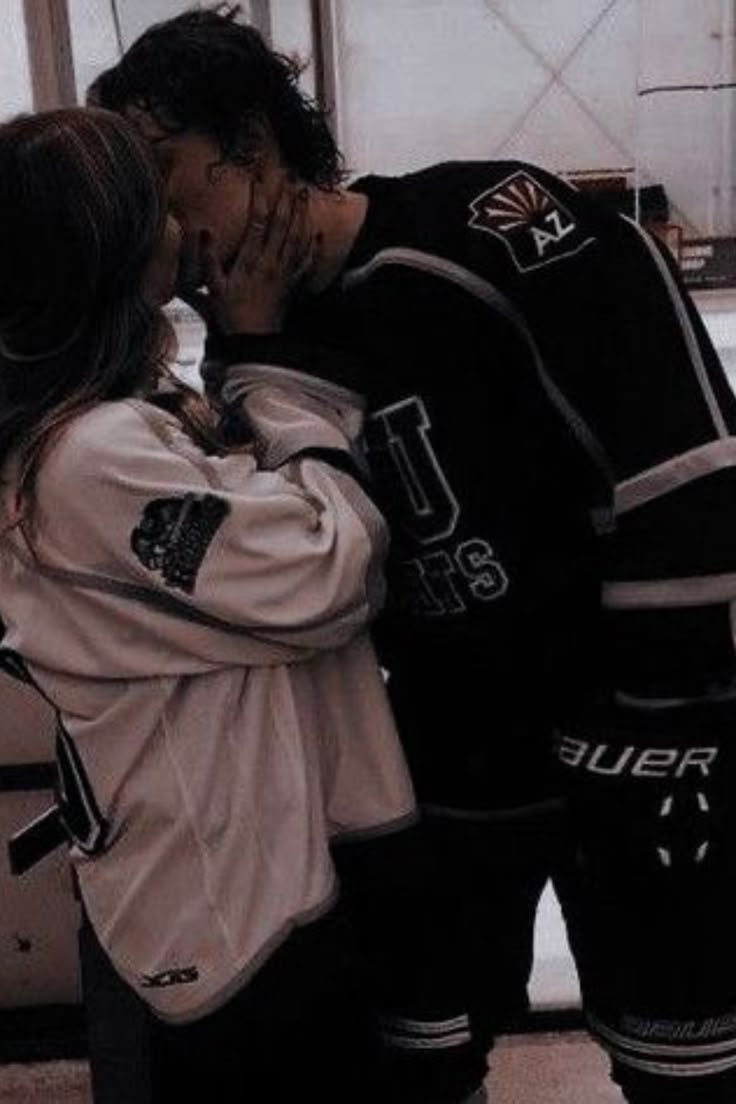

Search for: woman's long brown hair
xmin=0 ymin=108 xmax=222 ymax=530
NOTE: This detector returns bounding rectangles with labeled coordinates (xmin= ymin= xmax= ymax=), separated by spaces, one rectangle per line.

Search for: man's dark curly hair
xmin=91 ymin=3 xmax=345 ymax=188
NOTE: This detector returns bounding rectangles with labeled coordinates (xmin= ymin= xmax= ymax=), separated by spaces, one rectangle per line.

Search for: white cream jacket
xmin=0 ymin=368 xmax=415 ymax=1022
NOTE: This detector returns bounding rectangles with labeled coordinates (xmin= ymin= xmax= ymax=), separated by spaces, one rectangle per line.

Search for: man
xmin=94 ymin=7 xmax=736 ymax=1103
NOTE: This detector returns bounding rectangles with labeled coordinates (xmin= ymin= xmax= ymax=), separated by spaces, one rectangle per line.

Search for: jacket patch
xmin=141 ymin=965 xmax=199 ymax=988
xmin=468 ymin=170 xmax=594 ymax=273
xmin=131 ymin=493 xmax=230 ymax=593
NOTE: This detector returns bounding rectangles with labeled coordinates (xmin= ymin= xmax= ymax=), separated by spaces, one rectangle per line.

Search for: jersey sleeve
xmin=31 ymin=395 xmax=387 ymax=659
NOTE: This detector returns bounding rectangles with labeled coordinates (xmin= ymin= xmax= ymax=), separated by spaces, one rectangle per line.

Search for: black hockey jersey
xmin=215 ymin=160 xmax=736 ymax=811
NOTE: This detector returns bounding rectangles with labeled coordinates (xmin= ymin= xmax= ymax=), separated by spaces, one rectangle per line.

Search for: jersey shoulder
xmin=353 ymin=159 xmax=619 ymax=282
xmin=422 ymin=161 xmax=616 ymax=277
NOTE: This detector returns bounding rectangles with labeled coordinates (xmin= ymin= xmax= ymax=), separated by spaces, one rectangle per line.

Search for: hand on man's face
xmin=199 ymin=174 xmax=313 ymax=335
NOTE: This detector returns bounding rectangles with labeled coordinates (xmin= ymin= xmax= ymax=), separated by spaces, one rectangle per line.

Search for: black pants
xmin=79 ymin=902 xmax=399 ymax=1104
xmin=555 ymin=714 xmax=736 ymax=1104
xmin=339 ymin=780 xmax=736 ymax=1104
xmin=334 ymin=805 xmax=569 ymax=1104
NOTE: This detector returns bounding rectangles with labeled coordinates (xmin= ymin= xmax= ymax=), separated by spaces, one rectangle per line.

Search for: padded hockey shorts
xmin=555 ymin=710 xmax=736 ymax=1102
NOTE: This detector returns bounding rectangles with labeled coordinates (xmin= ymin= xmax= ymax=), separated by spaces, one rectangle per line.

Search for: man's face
xmin=127 ymin=108 xmax=253 ymax=291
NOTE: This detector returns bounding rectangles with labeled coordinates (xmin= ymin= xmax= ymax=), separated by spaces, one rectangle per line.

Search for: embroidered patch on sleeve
xmin=468 ymin=170 xmax=594 ymax=273
xmin=131 ymin=493 xmax=230 ymax=593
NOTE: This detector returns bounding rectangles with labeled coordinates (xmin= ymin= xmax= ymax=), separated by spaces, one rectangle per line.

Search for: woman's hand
xmin=202 ymin=174 xmax=313 ymax=335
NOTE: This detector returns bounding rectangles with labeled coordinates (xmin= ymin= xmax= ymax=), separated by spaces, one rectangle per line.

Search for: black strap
xmin=0 ymin=647 xmax=32 ymax=685
xmin=0 ymin=646 xmax=57 ymax=709
xmin=8 ymin=807 xmax=67 ymax=876
xmin=1 ymin=646 xmax=67 ymax=876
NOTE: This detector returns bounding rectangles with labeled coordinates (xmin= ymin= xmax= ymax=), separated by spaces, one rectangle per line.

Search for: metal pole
xmin=310 ymin=0 xmax=341 ymax=146
xmin=250 ymin=0 xmax=273 ymax=46
xmin=23 ymin=0 xmax=76 ymax=109
xmin=717 ymin=0 xmax=736 ymax=235
xmin=634 ymin=0 xmax=644 ymax=226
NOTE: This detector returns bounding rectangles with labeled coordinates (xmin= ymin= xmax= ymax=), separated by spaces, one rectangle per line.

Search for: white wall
xmin=638 ymin=0 xmax=736 ymax=235
xmin=0 ymin=0 xmax=32 ymax=116
xmin=19 ymin=0 xmax=736 ymax=237
xmin=328 ymin=0 xmax=736 ymax=236
xmin=67 ymin=0 xmax=270 ymax=100
xmin=333 ymin=0 xmax=639 ymax=178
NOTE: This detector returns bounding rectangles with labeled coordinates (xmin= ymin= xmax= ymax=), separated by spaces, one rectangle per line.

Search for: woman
xmin=0 ymin=108 xmax=414 ymax=1102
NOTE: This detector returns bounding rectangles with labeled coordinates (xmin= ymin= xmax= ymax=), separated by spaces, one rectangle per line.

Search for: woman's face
xmin=124 ymin=108 xmax=274 ymax=293
xmin=143 ymin=213 xmax=183 ymax=305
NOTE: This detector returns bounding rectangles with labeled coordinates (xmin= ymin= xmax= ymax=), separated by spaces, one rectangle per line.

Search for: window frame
xmin=19 ymin=0 xmax=338 ymax=116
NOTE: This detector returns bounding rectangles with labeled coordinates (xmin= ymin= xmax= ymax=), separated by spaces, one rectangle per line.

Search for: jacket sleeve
xmin=31 ymin=392 xmax=387 ymax=657
xmin=204 ymin=331 xmax=372 ymax=397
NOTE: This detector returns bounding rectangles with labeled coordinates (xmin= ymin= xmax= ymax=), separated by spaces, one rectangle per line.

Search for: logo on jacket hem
xmin=141 ymin=965 xmax=199 ymax=988
xmin=131 ymin=492 xmax=230 ymax=593
xmin=468 ymin=171 xmax=594 ymax=273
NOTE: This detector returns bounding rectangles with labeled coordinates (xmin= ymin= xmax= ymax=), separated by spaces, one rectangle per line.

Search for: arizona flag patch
xmin=468 ymin=171 xmax=594 ymax=273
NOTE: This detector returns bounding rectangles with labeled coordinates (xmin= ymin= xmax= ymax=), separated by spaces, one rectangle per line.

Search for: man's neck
xmin=306 ymin=188 xmax=369 ymax=293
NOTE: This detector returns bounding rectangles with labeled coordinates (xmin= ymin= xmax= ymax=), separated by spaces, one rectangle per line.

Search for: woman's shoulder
xmin=48 ymin=398 xmax=185 ymax=469
xmin=58 ymin=397 xmax=175 ymax=447
xmin=37 ymin=399 xmax=196 ymax=505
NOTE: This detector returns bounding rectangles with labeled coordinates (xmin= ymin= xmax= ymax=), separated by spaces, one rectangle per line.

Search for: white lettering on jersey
xmin=399 ymin=540 xmax=509 ymax=616
xmin=421 ymin=550 xmax=467 ymax=613
xmin=531 ymin=209 xmax=576 ymax=257
xmin=368 ymin=397 xmax=510 ymax=615
xmin=455 ymin=539 xmax=509 ymax=601
xmin=369 ymin=397 xmax=459 ymax=545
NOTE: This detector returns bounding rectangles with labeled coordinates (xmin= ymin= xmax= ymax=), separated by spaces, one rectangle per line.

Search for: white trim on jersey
xmin=343 ymin=246 xmax=615 ymax=490
xmin=603 ymin=571 xmax=736 ymax=609
xmin=615 ymin=437 xmax=736 ymax=515
xmin=623 ymin=217 xmax=729 ymax=440
xmin=614 ymin=682 xmax=736 ymax=711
